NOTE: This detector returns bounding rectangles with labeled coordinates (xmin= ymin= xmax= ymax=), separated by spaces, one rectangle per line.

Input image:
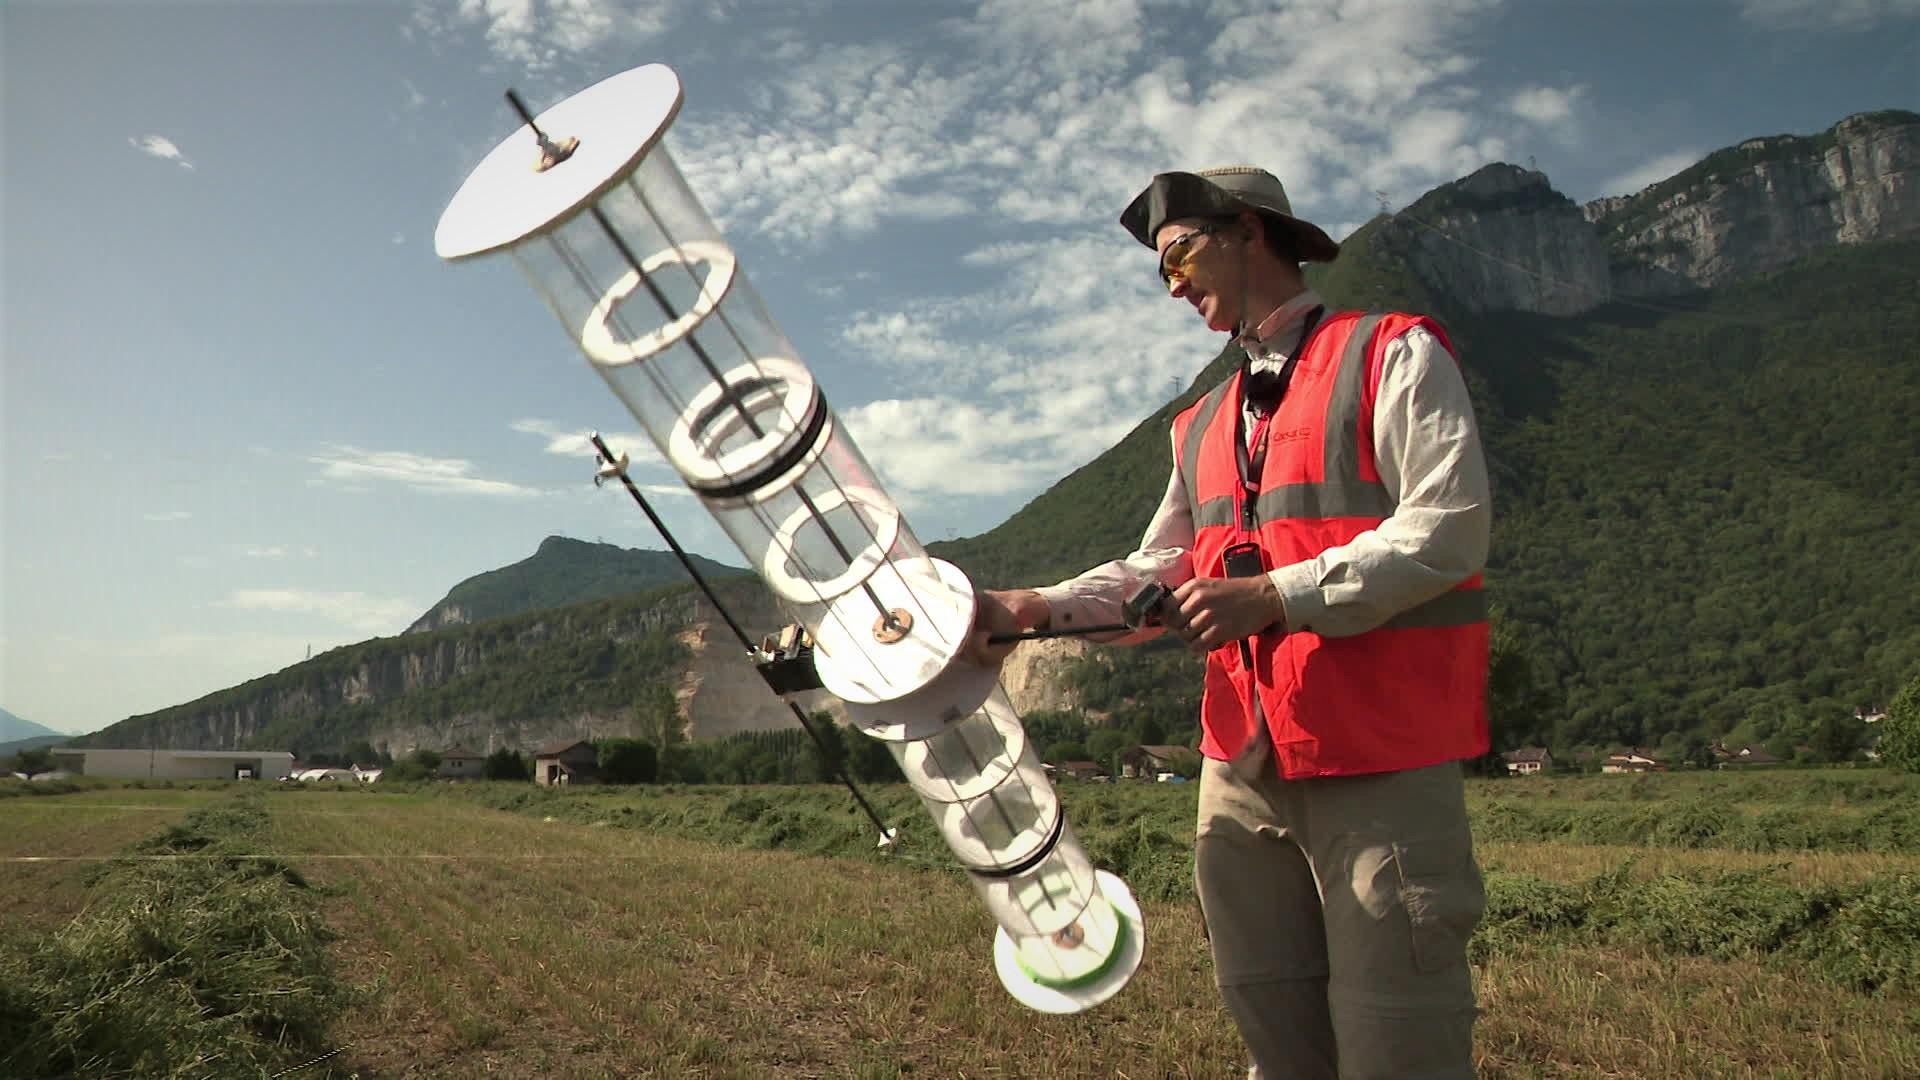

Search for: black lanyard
xmin=1234 ymin=305 xmax=1325 ymax=505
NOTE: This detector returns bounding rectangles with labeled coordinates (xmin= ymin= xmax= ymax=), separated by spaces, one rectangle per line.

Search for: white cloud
xmin=508 ymin=418 xmax=653 ymax=466
xmin=239 ymin=545 xmax=318 ymax=559
xmin=1507 ymin=85 xmax=1584 ymax=126
xmin=223 ymin=589 xmax=422 ymax=634
xmin=144 ymin=510 xmax=192 ymax=522
xmin=1596 ymin=149 xmax=1704 ymax=198
xmin=1738 ymin=0 xmax=1920 ymax=29
xmin=510 ymin=417 xmax=612 ymax=457
xmin=507 ymin=419 xmax=689 ymax=497
xmin=308 ymin=446 xmax=541 ymax=496
xmin=424 ymin=0 xmax=677 ymax=71
xmin=128 ymin=134 xmax=194 ymax=169
xmin=435 ymin=0 xmax=1590 ymax=509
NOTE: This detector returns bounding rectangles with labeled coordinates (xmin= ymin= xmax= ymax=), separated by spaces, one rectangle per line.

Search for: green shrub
xmin=1881 ymin=672 xmax=1920 ymax=773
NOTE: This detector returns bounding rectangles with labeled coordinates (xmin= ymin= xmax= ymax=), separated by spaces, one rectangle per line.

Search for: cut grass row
xmin=418 ymin=780 xmax=1920 ymax=998
xmin=0 ymin=794 xmax=353 ymax=1079
xmin=10 ymin=778 xmax=1920 ymax=1077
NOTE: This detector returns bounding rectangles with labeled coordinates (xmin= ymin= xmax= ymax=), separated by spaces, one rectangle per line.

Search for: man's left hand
xmin=1165 ymin=576 xmax=1286 ymax=654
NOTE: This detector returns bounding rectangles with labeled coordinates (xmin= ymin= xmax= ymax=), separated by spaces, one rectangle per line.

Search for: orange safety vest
xmin=1170 ymin=311 xmax=1489 ymax=778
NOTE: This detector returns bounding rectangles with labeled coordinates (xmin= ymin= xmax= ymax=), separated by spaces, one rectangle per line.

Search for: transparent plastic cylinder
xmin=508 ymin=149 xmax=959 ymax=695
xmin=449 ymin=84 xmax=1142 ymax=1006
xmin=885 ymin=686 xmax=1128 ymax=990
xmin=888 ymin=687 xmax=1062 ymax=872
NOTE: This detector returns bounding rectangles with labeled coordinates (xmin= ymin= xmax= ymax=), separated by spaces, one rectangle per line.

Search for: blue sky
xmin=4 ymin=0 xmax=1916 ymax=736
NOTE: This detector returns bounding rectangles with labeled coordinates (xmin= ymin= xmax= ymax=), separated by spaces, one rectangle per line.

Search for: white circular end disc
xmin=992 ymin=871 xmax=1145 ymax=1015
xmin=840 ymin=659 xmax=998 ymax=743
xmin=813 ymin=558 xmax=975 ymax=707
xmin=436 ymin=64 xmax=684 ymax=260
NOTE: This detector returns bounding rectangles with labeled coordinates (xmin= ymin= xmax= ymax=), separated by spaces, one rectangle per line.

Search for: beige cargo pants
xmin=1195 ymin=752 xmax=1484 ymax=1079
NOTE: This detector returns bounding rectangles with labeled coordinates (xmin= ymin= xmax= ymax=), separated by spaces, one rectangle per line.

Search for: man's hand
xmin=1164 ymin=576 xmax=1285 ymax=654
xmin=965 ymin=588 xmax=1050 ymax=667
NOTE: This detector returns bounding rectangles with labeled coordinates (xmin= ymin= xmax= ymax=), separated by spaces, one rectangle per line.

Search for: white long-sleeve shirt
xmin=1034 ymin=290 xmax=1491 ymax=640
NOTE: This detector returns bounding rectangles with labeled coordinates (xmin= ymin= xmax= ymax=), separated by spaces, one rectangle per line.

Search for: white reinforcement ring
xmin=580 ymin=239 xmax=737 ymax=366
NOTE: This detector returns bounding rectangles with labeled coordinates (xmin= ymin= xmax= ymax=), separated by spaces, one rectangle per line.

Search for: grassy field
xmin=0 ymin=785 xmax=206 ymax=931
xmin=4 ymin=770 xmax=1919 ymax=1077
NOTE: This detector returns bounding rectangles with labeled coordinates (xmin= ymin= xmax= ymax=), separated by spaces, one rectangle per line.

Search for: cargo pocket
xmin=1392 ymin=827 xmax=1485 ymax=974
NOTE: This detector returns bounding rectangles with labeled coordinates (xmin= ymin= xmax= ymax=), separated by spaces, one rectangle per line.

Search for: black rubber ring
xmin=965 ymin=806 xmax=1067 ymax=881
xmin=686 ymin=385 xmax=829 ymax=500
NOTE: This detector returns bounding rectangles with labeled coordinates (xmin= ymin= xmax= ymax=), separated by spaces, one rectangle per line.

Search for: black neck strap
xmin=1235 ymin=305 xmax=1326 ymax=494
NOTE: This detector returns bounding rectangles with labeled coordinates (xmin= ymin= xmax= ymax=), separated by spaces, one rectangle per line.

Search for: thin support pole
xmin=588 ymin=433 xmax=895 ymax=844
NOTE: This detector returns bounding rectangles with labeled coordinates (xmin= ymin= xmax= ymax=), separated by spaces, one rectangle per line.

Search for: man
xmin=973 ymin=166 xmax=1491 ymax=1079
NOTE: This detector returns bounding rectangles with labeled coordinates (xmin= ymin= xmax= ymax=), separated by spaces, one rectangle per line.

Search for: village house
xmin=533 ymin=739 xmax=599 ymax=786
xmin=1502 ymin=747 xmax=1553 ymax=776
xmin=1118 ymin=745 xmax=1194 ymax=780
xmin=1047 ymin=760 xmax=1105 ymax=783
xmin=1721 ymin=745 xmax=1782 ymax=767
xmin=437 ymin=746 xmax=486 ymax=779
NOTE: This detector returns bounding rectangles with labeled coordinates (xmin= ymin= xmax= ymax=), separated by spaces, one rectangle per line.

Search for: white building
xmin=51 ymin=748 xmax=295 ymax=781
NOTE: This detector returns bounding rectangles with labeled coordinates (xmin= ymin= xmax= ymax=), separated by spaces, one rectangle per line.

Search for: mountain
xmin=1358 ymin=109 xmax=1919 ymax=317
xmin=72 ymin=575 xmax=842 ymax=759
xmin=77 ymin=110 xmax=1920 ymax=761
xmin=406 ymin=535 xmax=747 ymax=633
xmin=0 ymin=707 xmax=63 ymax=743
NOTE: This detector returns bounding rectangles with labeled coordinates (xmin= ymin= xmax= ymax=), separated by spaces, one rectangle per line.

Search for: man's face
xmin=1156 ymin=217 xmax=1244 ymax=333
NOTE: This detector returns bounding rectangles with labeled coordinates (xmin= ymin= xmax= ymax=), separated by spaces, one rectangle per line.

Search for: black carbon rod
xmin=587 ymin=433 xmax=894 ymax=843
xmin=987 ymin=623 xmax=1129 ymax=644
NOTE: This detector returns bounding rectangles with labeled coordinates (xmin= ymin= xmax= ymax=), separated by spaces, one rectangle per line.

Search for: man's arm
xmin=1266 ymin=324 xmax=1491 ymax=636
xmin=970 ymin=433 xmax=1195 ymax=664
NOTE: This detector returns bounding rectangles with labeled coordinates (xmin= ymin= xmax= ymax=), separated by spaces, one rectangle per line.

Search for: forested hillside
xmin=1466 ymin=238 xmax=1920 ymax=752
xmin=407 ymin=535 xmax=745 ymax=632
xmin=937 ymin=237 xmax=1920 ymax=758
xmin=73 ymin=580 xmax=725 ymax=759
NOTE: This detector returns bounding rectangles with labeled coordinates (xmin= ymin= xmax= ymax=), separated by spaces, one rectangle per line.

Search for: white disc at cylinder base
xmin=813 ymin=557 xmax=975 ymax=708
xmin=992 ymin=870 xmax=1145 ymax=1014
xmin=436 ymin=65 xmax=684 ymax=260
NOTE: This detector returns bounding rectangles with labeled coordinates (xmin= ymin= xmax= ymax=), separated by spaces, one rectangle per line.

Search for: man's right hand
xmin=965 ymin=589 xmax=1050 ymax=667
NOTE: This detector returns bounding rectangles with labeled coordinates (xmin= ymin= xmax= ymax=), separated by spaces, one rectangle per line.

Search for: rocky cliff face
xmin=92 ymin=574 xmax=1084 ymax=757
xmin=998 ymin=636 xmax=1092 ymax=716
xmin=1385 ymin=163 xmax=1613 ymax=316
xmin=1589 ymin=111 xmax=1919 ymax=296
xmin=1377 ymin=112 xmax=1917 ymax=315
xmin=90 ymin=582 xmax=826 ymax=756
xmin=405 ymin=603 xmax=471 ymax=635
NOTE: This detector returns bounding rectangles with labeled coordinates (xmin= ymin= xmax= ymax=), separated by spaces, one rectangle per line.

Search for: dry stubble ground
xmin=8 ymin=783 xmax=1920 ymax=1078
